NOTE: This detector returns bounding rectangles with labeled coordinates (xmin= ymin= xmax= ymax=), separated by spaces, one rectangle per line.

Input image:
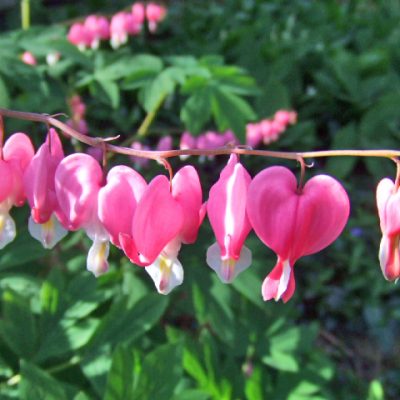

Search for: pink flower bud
xmin=246 ymin=123 xmax=263 ymax=148
xmin=274 ymin=110 xmax=297 ymax=126
xmin=130 ymin=141 xmax=150 ymax=169
xmin=21 ymin=51 xmax=37 ymax=66
xmin=156 ymin=135 xmax=173 ymax=152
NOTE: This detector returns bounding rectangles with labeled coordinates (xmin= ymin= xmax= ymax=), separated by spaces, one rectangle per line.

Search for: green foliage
xmin=0 ymin=0 xmax=399 ymax=399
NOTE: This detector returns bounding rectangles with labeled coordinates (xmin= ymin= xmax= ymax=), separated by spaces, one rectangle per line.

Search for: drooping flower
xmin=132 ymin=2 xmax=146 ymax=26
xmin=0 ymin=133 xmax=34 ymax=249
xmin=101 ymin=171 xmax=183 ymax=269
xmin=247 ymin=166 xmax=350 ymax=302
xmin=55 ymin=153 xmax=109 ymax=276
xmin=145 ymin=165 xmax=204 ymax=294
xmin=206 ymin=154 xmax=252 ymax=283
xmin=67 ymin=23 xmax=93 ymax=51
xmin=24 ymin=129 xmax=67 ymax=249
xmin=84 ymin=15 xmax=110 ymax=49
xmin=146 ymin=3 xmax=167 ymax=33
xmin=110 ymin=12 xmax=140 ymax=48
xmin=376 ymin=178 xmax=400 ymax=281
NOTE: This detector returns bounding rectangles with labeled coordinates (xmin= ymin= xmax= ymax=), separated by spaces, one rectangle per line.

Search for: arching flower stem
xmin=1 ymin=107 xmax=400 ymax=162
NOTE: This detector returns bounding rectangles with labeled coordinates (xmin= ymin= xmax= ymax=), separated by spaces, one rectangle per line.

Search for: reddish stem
xmin=1 ymin=107 xmax=400 ymax=162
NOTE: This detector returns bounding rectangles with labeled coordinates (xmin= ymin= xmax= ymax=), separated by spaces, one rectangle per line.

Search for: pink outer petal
xmin=3 ymin=133 xmax=35 ymax=206
xmin=207 ymin=154 xmax=252 ymax=260
xmin=379 ymin=234 xmax=400 ymax=281
xmin=0 ymin=161 xmax=13 ymax=203
xmin=247 ymin=166 xmax=350 ymax=263
xmin=98 ymin=165 xmax=147 ymax=247
xmin=132 ymin=175 xmax=183 ymax=266
xmin=294 ymin=174 xmax=350 ymax=258
xmin=55 ymin=153 xmax=103 ymax=230
xmin=172 ymin=166 xmax=203 ymax=244
xmin=376 ymin=178 xmax=400 ymax=235
xmin=24 ymin=129 xmax=64 ymax=223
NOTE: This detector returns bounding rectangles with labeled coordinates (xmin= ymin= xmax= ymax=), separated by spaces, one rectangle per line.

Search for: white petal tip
xmin=28 ymin=215 xmax=68 ymax=249
xmin=87 ymin=240 xmax=110 ymax=277
xmin=0 ymin=212 xmax=16 ymax=250
xmin=145 ymin=255 xmax=184 ymax=295
xmin=206 ymin=242 xmax=252 ymax=283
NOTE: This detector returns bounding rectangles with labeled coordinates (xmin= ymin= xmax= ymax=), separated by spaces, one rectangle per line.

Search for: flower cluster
xmin=246 ymin=110 xmax=297 ymax=147
xmin=1 ymin=129 xmax=352 ymax=302
xmin=67 ymin=2 xmax=167 ymax=50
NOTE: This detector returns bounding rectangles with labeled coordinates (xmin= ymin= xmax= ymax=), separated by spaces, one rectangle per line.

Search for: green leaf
xmin=0 ymin=226 xmax=47 ymax=270
xmin=211 ymin=87 xmax=256 ymax=141
xmin=181 ymin=88 xmax=212 ymax=134
xmin=35 ymin=318 xmax=99 ymax=362
xmin=82 ymin=294 xmax=169 ymax=395
xmin=140 ymin=66 xmax=185 ymax=112
xmin=183 ymin=347 xmax=209 ymax=389
xmin=245 ymin=367 xmax=264 ymax=400
xmin=19 ymin=360 xmax=68 ymax=400
xmin=367 ymin=380 xmax=384 ymax=400
xmin=0 ymin=290 xmax=37 ymax=358
xmin=0 ymin=75 xmax=10 ymax=107
xmin=86 ymin=293 xmax=169 ymax=351
xmin=172 ymin=389 xmax=210 ymax=400
xmin=262 ymin=350 xmax=299 ymax=372
xmin=104 ymin=345 xmax=137 ymax=400
xmin=73 ymin=392 xmax=92 ymax=400
xmin=133 ymin=343 xmax=183 ymax=400
xmin=95 ymin=55 xmax=163 ymax=82
xmin=95 ymin=79 xmax=120 ymax=109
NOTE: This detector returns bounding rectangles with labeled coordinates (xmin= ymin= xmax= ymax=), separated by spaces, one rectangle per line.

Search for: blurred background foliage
xmin=0 ymin=0 xmax=399 ymax=399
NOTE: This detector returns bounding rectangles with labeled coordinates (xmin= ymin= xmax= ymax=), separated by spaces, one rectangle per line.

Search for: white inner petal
xmin=145 ymin=255 xmax=184 ymax=295
xmin=28 ymin=214 xmax=68 ymax=249
xmin=275 ymin=259 xmax=291 ymax=301
xmin=87 ymin=239 xmax=110 ymax=277
xmin=0 ymin=212 xmax=16 ymax=250
xmin=206 ymin=242 xmax=252 ymax=283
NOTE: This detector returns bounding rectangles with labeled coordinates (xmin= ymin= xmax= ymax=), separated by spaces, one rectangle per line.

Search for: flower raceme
xmin=376 ymin=178 xmax=400 ymax=281
xmin=0 ymin=133 xmax=356 ymax=301
xmin=247 ymin=166 xmax=350 ymax=302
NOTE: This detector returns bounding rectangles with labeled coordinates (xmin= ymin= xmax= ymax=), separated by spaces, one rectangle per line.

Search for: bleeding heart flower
xmin=0 ymin=133 xmax=34 ymax=249
xmin=145 ymin=165 xmax=204 ymax=294
xmin=110 ymin=174 xmax=184 ymax=268
xmin=55 ymin=153 xmax=109 ymax=276
xmin=376 ymin=178 xmax=400 ymax=281
xmin=247 ymin=166 xmax=350 ymax=302
xmin=206 ymin=154 xmax=252 ymax=283
xmin=24 ymin=128 xmax=67 ymax=248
